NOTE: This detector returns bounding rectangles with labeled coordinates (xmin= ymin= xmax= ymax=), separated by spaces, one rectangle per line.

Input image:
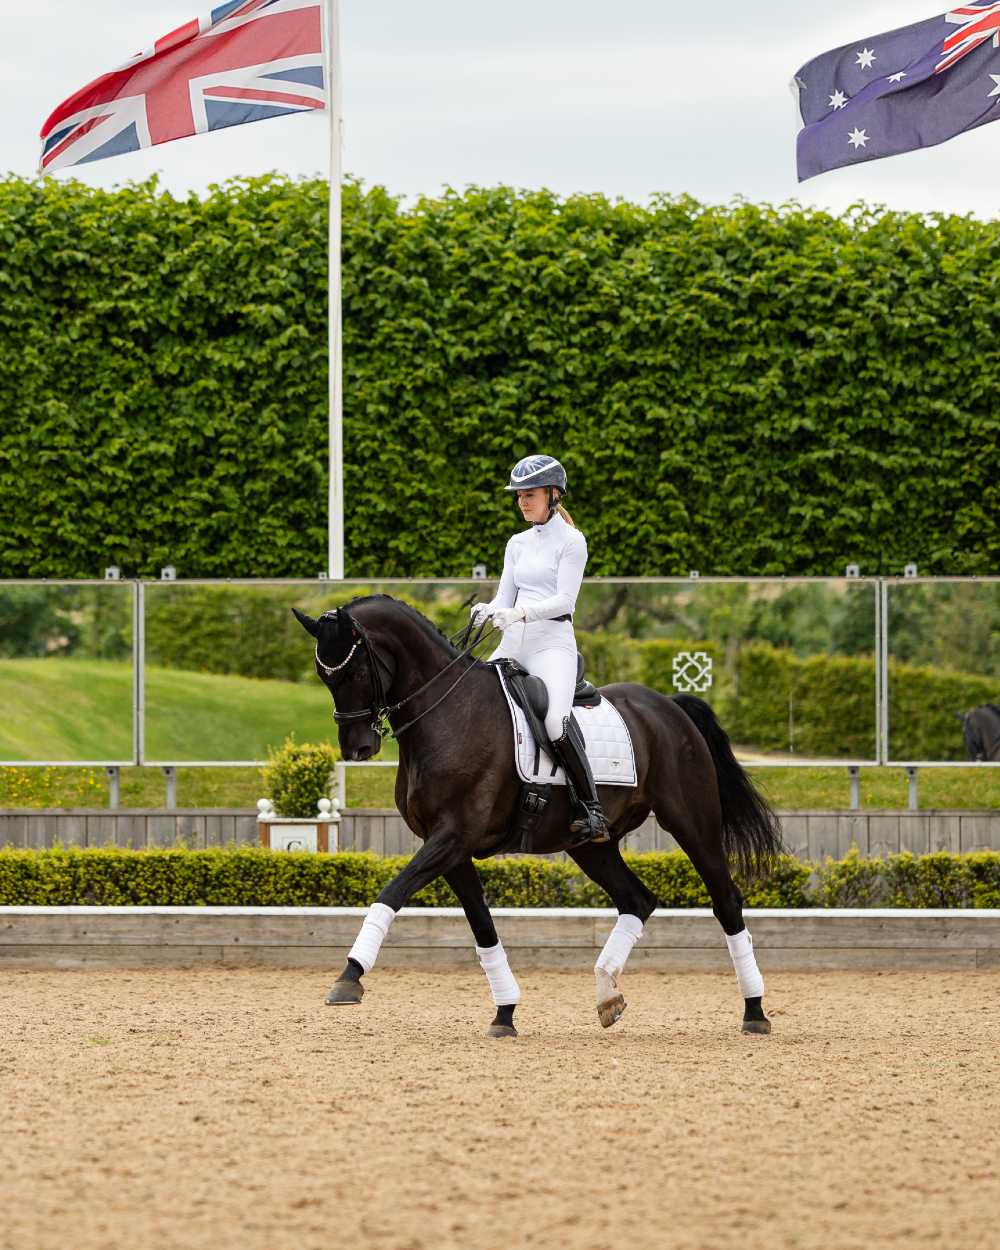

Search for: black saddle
xmin=491 ymin=656 xmax=603 ymax=850
xmin=492 ymin=655 xmax=601 ymax=773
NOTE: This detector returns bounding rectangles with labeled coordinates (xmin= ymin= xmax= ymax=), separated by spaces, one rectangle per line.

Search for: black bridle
xmin=314 ymin=609 xmax=499 ymax=741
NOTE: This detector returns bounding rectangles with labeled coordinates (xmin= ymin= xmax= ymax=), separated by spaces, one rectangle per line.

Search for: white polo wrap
xmin=348 ymin=902 xmax=396 ymax=973
xmin=595 ymin=913 xmax=644 ymax=977
xmin=476 ymin=941 xmax=521 ymax=1006
xmin=726 ymin=928 xmax=765 ymax=999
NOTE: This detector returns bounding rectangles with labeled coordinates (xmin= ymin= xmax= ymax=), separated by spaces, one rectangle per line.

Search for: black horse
xmin=293 ymin=595 xmax=783 ymax=1036
xmin=958 ymin=704 xmax=1000 ymax=762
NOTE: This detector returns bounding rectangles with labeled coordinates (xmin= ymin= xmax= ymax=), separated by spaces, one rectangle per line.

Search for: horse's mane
xmin=347 ymin=594 xmax=469 ymax=661
xmin=985 ymin=703 xmax=1000 ymax=719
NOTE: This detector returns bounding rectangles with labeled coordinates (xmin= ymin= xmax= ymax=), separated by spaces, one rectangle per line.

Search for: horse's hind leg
xmin=444 ymin=860 xmax=521 ymax=1039
xmin=654 ymin=791 xmax=770 ymax=1036
xmin=568 ymin=841 xmax=658 ymax=1029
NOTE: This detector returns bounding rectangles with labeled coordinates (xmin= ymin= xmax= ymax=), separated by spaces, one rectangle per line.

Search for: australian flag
xmin=39 ymin=0 xmax=325 ymax=173
xmin=794 ymin=2 xmax=1000 ymax=180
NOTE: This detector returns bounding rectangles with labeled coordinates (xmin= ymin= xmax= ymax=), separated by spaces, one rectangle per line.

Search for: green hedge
xmin=716 ymin=643 xmax=996 ymax=760
xmin=1 ymin=847 xmax=997 ymax=908
xmin=721 ymin=643 xmax=874 ymax=758
xmin=2 ymin=177 xmax=999 ymax=579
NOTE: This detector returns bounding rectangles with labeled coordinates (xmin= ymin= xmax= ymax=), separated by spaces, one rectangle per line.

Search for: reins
xmin=316 ymin=608 xmax=500 ymax=741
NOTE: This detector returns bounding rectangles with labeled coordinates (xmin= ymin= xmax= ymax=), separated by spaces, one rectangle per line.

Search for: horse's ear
xmin=292 ymin=607 xmax=321 ymax=638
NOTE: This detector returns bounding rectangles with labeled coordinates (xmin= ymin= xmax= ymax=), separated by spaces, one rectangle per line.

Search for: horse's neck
xmin=368 ymin=610 xmax=462 ymax=703
xmin=365 ymin=609 xmax=496 ymax=747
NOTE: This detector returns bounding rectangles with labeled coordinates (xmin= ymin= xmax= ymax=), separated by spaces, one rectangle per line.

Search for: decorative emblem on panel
xmin=672 ymin=651 xmax=714 ymax=693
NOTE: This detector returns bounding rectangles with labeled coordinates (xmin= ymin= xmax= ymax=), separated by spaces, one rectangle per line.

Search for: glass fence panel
xmin=0 ymin=582 xmax=134 ymax=763
xmin=575 ymin=578 xmax=879 ymax=763
xmin=142 ymin=578 xmax=878 ymax=765
xmin=141 ymin=580 xmax=486 ymax=763
xmin=887 ymin=579 xmax=1000 ymax=763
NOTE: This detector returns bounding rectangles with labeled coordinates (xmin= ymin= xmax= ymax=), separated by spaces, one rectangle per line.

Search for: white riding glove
xmin=491 ymin=606 xmax=527 ymax=631
xmin=470 ymin=602 xmax=492 ymax=626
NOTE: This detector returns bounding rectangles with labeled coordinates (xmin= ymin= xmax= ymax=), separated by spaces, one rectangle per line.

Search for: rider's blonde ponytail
xmin=556 ymin=503 xmax=576 ymax=527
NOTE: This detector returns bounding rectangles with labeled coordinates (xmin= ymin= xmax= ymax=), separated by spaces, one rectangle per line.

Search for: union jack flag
xmin=936 ymin=3 xmax=1000 ymax=72
xmin=39 ymin=0 xmax=325 ymax=173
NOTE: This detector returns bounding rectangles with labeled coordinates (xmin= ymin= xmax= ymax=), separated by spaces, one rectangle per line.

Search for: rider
xmin=471 ymin=455 xmax=610 ymax=843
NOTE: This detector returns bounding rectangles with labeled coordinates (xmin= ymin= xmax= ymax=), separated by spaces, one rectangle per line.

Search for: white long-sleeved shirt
xmin=487 ymin=512 xmax=588 ymax=623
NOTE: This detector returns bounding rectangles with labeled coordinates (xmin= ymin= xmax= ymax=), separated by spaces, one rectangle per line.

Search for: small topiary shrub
xmin=261 ymin=736 xmax=337 ymax=818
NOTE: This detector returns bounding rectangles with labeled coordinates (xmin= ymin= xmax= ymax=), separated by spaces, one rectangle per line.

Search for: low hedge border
xmin=0 ymin=847 xmax=997 ymax=909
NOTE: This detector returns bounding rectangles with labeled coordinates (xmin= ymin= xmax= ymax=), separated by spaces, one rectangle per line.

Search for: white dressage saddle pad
xmin=496 ymin=668 xmax=637 ymax=788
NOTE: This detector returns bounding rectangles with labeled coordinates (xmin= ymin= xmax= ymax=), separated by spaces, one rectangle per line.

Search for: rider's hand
xmin=492 ymin=606 xmax=527 ymax=631
xmin=470 ymin=602 xmax=492 ymax=626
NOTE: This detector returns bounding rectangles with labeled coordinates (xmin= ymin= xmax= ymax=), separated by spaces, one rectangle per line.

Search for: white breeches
xmin=490 ymin=622 xmax=576 ymax=742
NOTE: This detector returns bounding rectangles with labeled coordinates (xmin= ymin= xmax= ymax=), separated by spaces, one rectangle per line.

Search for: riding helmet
xmin=504 ymin=454 xmax=568 ymax=494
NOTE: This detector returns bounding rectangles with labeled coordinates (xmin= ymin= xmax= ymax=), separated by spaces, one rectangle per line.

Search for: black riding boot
xmin=551 ymin=716 xmax=610 ymax=843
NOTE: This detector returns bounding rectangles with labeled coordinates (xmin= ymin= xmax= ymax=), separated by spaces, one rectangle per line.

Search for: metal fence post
xmin=106 ymin=766 xmax=120 ymax=810
xmin=907 ymin=766 xmax=919 ymax=812
xmin=848 ymin=766 xmax=860 ymax=811
xmin=877 ymin=579 xmax=889 ymax=765
xmin=163 ymin=767 xmax=176 ymax=810
xmin=135 ymin=581 xmax=145 ymax=768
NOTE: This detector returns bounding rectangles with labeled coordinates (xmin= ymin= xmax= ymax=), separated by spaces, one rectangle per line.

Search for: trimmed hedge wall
xmin=2 ymin=176 xmax=999 ymax=579
xmin=1 ymin=847 xmax=997 ymax=908
xmin=718 ymin=644 xmax=997 ymax=760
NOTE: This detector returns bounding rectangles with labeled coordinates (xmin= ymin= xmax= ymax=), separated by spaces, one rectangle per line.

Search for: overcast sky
xmin=5 ymin=0 xmax=1000 ymax=218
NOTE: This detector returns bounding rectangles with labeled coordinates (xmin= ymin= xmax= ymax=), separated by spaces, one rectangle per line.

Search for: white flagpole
xmin=326 ymin=0 xmax=344 ymax=578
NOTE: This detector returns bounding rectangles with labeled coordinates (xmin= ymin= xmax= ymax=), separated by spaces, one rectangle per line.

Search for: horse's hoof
xmin=741 ymin=1017 xmax=771 ymax=1035
xmin=598 ymin=993 xmax=627 ymax=1029
xmin=325 ymin=979 xmax=364 ymax=1006
xmin=486 ymin=1023 xmax=518 ymax=1039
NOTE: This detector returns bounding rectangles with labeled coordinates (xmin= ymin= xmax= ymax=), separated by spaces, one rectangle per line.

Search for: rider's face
xmin=517 ymin=487 xmax=553 ymax=523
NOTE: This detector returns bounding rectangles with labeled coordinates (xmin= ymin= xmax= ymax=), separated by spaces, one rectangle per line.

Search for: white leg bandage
xmin=476 ymin=941 xmax=521 ymax=1006
xmin=348 ymin=903 xmax=396 ymax=974
xmin=595 ymin=914 xmax=644 ymax=978
xmin=726 ymin=928 xmax=765 ymax=999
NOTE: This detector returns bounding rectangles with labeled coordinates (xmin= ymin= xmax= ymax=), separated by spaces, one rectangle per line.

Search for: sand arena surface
xmin=2 ymin=967 xmax=999 ymax=1250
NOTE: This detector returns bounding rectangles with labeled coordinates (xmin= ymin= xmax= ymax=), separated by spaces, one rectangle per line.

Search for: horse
xmin=292 ymin=595 xmax=783 ymax=1038
xmin=957 ymin=705 xmax=1000 ymax=762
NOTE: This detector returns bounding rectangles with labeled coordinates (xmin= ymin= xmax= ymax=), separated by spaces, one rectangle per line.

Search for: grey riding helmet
xmin=504 ymin=454 xmax=568 ymax=494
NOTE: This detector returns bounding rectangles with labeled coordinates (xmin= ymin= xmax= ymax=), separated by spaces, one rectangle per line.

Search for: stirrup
xmin=570 ymin=803 xmax=611 ymax=843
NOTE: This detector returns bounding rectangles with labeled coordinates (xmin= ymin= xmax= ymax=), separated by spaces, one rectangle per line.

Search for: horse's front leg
xmin=325 ymin=830 xmax=464 ymax=1006
xmin=444 ymin=859 xmax=520 ymax=1039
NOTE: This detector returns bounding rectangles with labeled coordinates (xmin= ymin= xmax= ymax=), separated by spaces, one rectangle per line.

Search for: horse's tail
xmin=671 ymin=694 xmax=784 ymax=879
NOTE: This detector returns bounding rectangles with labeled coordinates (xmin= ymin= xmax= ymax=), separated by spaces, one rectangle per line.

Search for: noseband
xmin=314 ymin=608 xmax=498 ymax=740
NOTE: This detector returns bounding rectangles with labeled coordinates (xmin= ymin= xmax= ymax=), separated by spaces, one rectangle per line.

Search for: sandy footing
xmin=2 ymin=967 xmax=998 ymax=1250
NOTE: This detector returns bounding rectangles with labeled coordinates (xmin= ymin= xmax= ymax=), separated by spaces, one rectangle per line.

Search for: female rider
xmin=471 ymin=455 xmax=610 ymax=843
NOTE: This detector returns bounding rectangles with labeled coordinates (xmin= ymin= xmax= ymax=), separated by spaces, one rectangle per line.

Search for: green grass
xmin=2 ymin=761 xmax=999 ymax=811
xmin=751 ymin=767 xmax=1000 ymax=811
xmin=0 ymin=658 xmax=394 ymax=764
xmin=0 ymin=659 xmax=133 ymax=760
xmin=1 ymin=659 xmax=998 ymax=811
